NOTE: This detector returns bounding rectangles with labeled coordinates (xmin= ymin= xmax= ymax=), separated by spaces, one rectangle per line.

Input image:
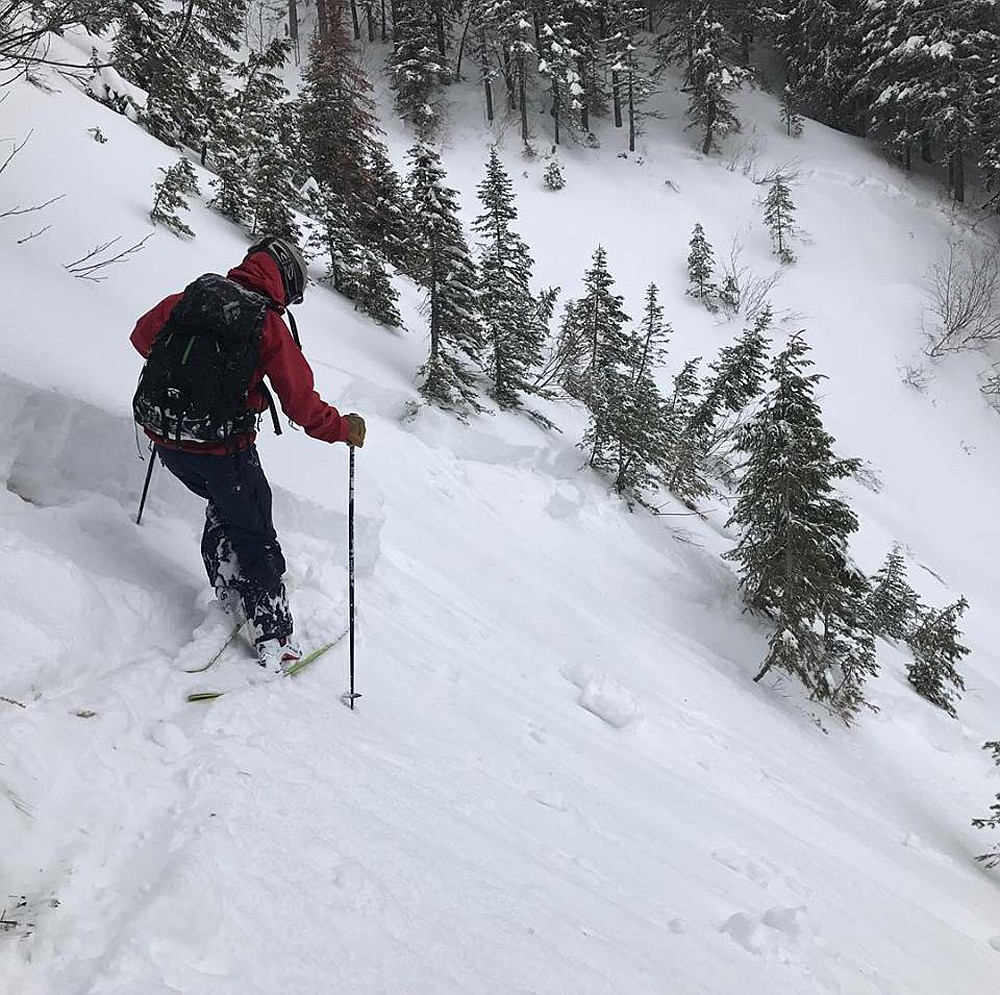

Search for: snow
xmin=4 ymin=26 xmax=1000 ymax=995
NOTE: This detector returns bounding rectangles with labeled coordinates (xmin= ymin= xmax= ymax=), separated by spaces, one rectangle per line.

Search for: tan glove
xmin=345 ymin=413 xmax=366 ymax=448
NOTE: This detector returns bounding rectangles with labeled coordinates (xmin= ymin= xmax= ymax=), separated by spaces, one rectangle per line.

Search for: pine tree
xmin=867 ymin=545 xmax=921 ymax=641
xmin=113 ymin=0 xmax=246 ymax=147
xmin=659 ymin=357 xmax=703 ymax=497
xmin=536 ymin=17 xmax=573 ymax=146
xmin=554 ymin=246 xmax=631 ymax=408
xmin=389 ymin=0 xmax=448 ymax=136
xmin=407 ymin=142 xmax=485 ymax=411
xmin=763 ymin=174 xmax=797 ymax=264
xmin=605 ymin=284 xmax=671 ymax=503
xmin=686 ymin=221 xmax=716 ymax=308
xmin=150 ymin=157 xmax=200 ymax=237
xmin=300 ymin=19 xmax=382 ymax=217
xmin=779 ymin=84 xmax=804 ymax=137
xmin=724 ymin=333 xmax=870 ymax=717
xmin=473 ymin=148 xmax=546 ymax=408
xmin=856 ymin=0 xmax=997 ymax=202
xmin=305 ymin=184 xmax=402 ymax=327
xmin=211 ymin=39 xmax=299 ymax=239
xmin=605 ymin=0 xmax=655 ymax=151
xmin=659 ymin=2 xmax=748 ymax=154
xmin=473 ymin=0 xmax=535 ymax=140
xmin=359 ymin=146 xmax=413 ymax=270
xmin=353 ymin=245 xmax=403 ymax=327
xmin=774 ymin=0 xmax=866 ymax=135
xmin=972 ymin=741 xmax=1000 ymax=868
xmin=669 ymin=309 xmax=770 ymax=500
xmin=906 ymin=598 xmax=970 ymax=718
xmin=543 ymin=159 xmax=566 ymax=190
xmin=305 ymin=183 xmax=363 ymax=293
xmin=821 ymin=567 xmax=879 ymax=724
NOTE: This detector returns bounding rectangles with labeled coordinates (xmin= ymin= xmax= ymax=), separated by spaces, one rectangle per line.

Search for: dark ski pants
xmin=155 ymin=445 xmax=292 ymax=644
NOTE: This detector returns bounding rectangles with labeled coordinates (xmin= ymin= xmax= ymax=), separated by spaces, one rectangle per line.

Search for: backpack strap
xmin=258 ymin=381 xmax=282 ymax=437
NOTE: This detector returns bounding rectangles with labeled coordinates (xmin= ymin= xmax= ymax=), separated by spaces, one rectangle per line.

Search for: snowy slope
xmin=4 ymin=30 xmax=1000 ymax=995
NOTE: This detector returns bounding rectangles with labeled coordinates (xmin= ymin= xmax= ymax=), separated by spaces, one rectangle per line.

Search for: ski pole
xmin=340 ymin=445 xmax=362 ymax=710
xmin=136 ymin=447 xmax=157 ymax=525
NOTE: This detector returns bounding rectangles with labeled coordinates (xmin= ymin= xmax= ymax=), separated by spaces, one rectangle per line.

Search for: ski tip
xmin=187 ymin=691 xmax=224 ymax=702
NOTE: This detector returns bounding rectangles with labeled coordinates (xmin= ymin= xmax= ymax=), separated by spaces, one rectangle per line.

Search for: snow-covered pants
xmin=155 ymin=445 xmax=292 ymax=644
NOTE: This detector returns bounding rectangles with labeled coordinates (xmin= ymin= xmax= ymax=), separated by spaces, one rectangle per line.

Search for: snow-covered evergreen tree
xmin=472 ymin=148 xmax=547 ymax=408
xmin=774 ymin=0 xmax=865 ymax=135
xmin=686 ymin=221 xmax=716 ymax=308
xmin=359 ymin=146 xmax=413 ymax=271
xmin=389 ymin=0 xmax=448 ymax=136
xmin=472 ymin=0 xmax=535 ymax=142
xmin=211 ymin=39 xmax=299 ymax=239
xmin=867 ymin=545 xmax=921 ymax=642
xmin=780 ymin=84 xmax=804 ymax=137
xmin=113 ymin=0 xmax=245 ymax=147
xmin=659 ymin=2 xmax=748 ymax=154
xmin=668 ymin=308 xmax=770 ymax=500
xmin=906 ymin=598 xmax=970 ymax=718
xmin=543 ymin=159 xmax=566 ymax=190
xmin=605 ymin=0 xmax=655 ymax=151
xmin=553 ymin=245 xmax=631 ymax=409
xmin=537 ymin=14 xmax=583 ymax=146
xmin=407 ymin=142 xmax=485 ymax=411
xmin=603 ymin=284 xmax=672 ymax=503
xmin=856 ymin=0 xmax=996 ymax=203
xmin=724 ymin=333 xmax=871 ymax=718
xmin=150 ymin=157 xmax=200 ymax=237
xmin=763 ymin=174 xmax=797 ymax=264
xmin=973 ymin=741 xmax=1000 ymax=867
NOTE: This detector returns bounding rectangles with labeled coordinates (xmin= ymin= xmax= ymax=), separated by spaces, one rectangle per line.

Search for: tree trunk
xmin=740 ymin=31 xmax=750 ymax=68
xmin=612 ymin=69 xmax=622 ymax=129
xmin=455 ymin=9 xmax=474 ymax=81
xmin=349 ymin=0 xmax=361 ymax=39
xmin=578 ymin=55 xmax=588 ymax=133
xmin=518 ymin=53 xmax=528 ymax=143
xmin=175 ymin=0 xmax=197 ymax=48
xmin=435 ymin=7 xmax=447 ymax=61
xmin=479 ymin=34 xmax=494 ymax=122
xmin=288 ymin=0 xmax=298 ymax=44
xmin=951 ymin=147 xmax=965 ymax=204
xmin=701 ymin=102 xmax=716 ymax=155
xmin=381 ymin=0 xmax=388 ymax=42
xmin=921 ymin=132 xmax=933 ymax=164
xmin=502 ymin=48 xmax=515 ymax=110
xmin=317 ymin=0 xmax=329 ymax=41
xmin=628 ymin=73 xmax=635 ymax=152
xmin=553 ymin=84 xmax=561 ymax=147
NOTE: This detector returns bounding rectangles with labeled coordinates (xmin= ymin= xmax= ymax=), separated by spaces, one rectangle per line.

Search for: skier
xmin=130 ymin=236 xmax=366 ymax=672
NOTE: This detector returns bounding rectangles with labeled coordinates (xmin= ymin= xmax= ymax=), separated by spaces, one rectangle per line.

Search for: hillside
xmin=4 ymin=19 xmax=1000 ymax=995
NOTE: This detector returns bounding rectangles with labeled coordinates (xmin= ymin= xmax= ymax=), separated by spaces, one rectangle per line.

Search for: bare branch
xmin=64 ymin=233 xmax=153 ymax=280
xmin=17 ymin=223 xmax=51 ymax=243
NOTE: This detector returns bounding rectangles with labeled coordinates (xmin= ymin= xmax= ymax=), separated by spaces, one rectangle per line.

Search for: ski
xmin=181 ymin=621 xmax=246 ymax=673
xmin=186 ymin=630 xmax=346 ymax=702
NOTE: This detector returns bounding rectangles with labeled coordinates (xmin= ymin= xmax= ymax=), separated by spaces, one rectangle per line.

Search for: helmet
xmin=246 ymin=236 xmax=307 ymax=305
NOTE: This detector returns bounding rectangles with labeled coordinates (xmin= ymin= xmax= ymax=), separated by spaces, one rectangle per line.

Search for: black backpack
xmin=133 ymin=274 xmax=271 ymax=445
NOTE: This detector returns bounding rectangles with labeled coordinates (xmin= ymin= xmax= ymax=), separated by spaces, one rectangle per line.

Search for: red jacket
xmin=130 ymin=252 xmax=350 ymax=453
